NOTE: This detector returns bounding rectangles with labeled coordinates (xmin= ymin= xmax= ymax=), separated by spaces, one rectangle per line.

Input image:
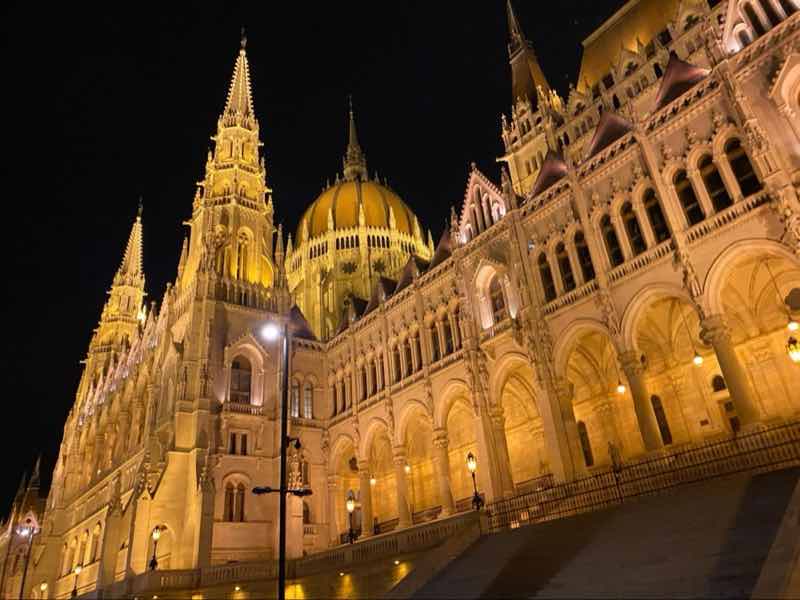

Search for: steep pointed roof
xmin=288 ymin=305 xmax=316 ymax=341
xmin=364 ymin=277 xmax=397 ymax=315
xmin=585 ymin=111 xmax=633 ymax=158
xmin=343 ymin=97 xmax=368 ymax=181
xmin=223 ymin=36 xmax=255 ymax=120
xmin=507 ymin=0 xmax=551 ymax=106
xmin=114 ymin=208 xmax=144 ymax=287
xmin=530 ymin=150 xmax=568 ymax=197
xmin=654 ymin=53 xmax=710 ymax=110
xmin=395 ymin=256 xmax=430 ymax=293
xmin=429 ymin=228 xmax=453 ymax=269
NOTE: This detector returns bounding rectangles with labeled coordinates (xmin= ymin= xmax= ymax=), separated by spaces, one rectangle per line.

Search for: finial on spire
xmin=137 ymin=196 xmax=143 ymax=219
xmin=222 ymin=37 xmax=255 ymax=125
xmin=240 ymin=26 xmax=247 ymax=50
xmin=343 ymin=95 xmax=367 ymax=181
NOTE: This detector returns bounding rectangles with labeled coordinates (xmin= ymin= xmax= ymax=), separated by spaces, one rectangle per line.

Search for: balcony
xmin=223 ymin=401 xmax=264 ymax=416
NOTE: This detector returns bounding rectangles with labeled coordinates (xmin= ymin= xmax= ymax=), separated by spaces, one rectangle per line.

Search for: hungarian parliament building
xmin=2 ymin=0 xmax=799 ymax=597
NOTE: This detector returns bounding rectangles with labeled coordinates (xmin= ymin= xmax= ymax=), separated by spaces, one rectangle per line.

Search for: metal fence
xmin=486 ymin=420 xmax=800 ymax=533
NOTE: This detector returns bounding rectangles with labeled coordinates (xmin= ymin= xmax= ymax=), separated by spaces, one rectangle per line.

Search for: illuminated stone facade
xmin=4 ymin=1 xmax=800 ymax=598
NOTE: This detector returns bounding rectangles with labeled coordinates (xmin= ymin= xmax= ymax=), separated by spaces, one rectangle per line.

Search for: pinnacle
xmin=116 ymin=208 xmax=145 ymax=287
xmin=343 ymin=96 xmax=367 ymax=181
xmin=223 ymin=41 xmax=255 ymax=121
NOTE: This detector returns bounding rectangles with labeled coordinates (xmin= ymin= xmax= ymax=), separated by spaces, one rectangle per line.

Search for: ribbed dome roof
xmin=296 ymin=178 xmax=419 ymax=242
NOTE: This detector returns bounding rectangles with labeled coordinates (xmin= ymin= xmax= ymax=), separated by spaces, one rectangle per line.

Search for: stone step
xmin=413 ymin=468 xmax=800 ymax=599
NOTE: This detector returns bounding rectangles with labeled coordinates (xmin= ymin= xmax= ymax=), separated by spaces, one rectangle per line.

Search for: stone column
xmin=488 ymin=405 xmax=516 ymax=497
xmin=392 ymin=448 xmax=413 ymax=528
xmin=700 ymin=314 xmax=760 ymax=425
xmin=554 ymin=378 xmax=589 ymax=478
xmin=357 ymin=461 xmax=373 ymax=537
xmin=432 ymin=429 xmax=455 ymax=516
xmin=327 ymin=475 xmax=340 ymax=546
xmin=688 ymin=167 xmax=714 ymax=218
xmin=619 ymin=350 xmax=662 ymax=451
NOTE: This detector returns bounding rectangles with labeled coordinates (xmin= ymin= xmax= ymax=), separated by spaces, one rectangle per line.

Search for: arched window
xmin=392 ymin=346 xmax=401 ymax=383
xmin=236 ymin=234 xmax=248 ymax=280
xmin=230 ymin=357 xmax=252 ymax=404
xmin=403 ymin=341 xmax=413 ymax=377
xmin=643 ymin=189 xmax=671 ymax=243
xmin=651 ymin=396 xmax=673 ymax=445
xmin=430 ymin=325 xmax=441 ymax=362
xmin=331 ymin=384 xmax=338 ymax=416
xmin=699 ymin=155 xmax=732 ymax=212
xmin=654 ymin=62 xmax=663 ymax=78
xmin=712 ymin=374 xmax=727 ymax=392
xmin=760 ymin=0 xmax=781 ymax=25
xmin=303 ymin=382 xmax=313 ymax=419
xmin=235 ymin=483 xmax=246 ymax=522
xmin=673 ymin=170 xmax=705 ymax=225
xmin=537 ymin=254 xmax=557 ymax=302
xmin=725 ymin=139 xmax=761 ymax=197
xmin=577 ymin=421 xmax=594 ymax=467
xmin=574 ymin=231 xmax=595 ymax=283
xmin=443 ymin=319 xmax=454 ymax=354
xmin=291 ymin=381 xmax=300 ymax=418
xmin=601 ymin=215 xmax=624 ymax=267
xmin=224 ymin=482 xmax=234 ymax=521
xmin=621 ymin=202 xmax=647 ymax=255
xmin=489 ymin=275 xmax=508 ymax=320
xmin=556 ymin=243 xmax=576 ymax=292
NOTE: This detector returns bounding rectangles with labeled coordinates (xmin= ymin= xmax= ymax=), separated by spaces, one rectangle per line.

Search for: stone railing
xmin=542 ymin=280 xmax=599 ymax=315
xmin=607 ymin=239 xmax=674 ymax=285
xmin=213 ymin=277 xmax=277 ymax=311
xmin=685 ymin=190 xmax=770 ymax=244
xmin=223 ymin=401 xmax=264 ymax=416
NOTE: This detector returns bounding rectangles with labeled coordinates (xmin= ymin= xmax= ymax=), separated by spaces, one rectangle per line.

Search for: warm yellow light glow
xmin=788 ymin=320 xmax=799 ymax=332
xmin=137 ymin=305 xmax=147 ymax=324
xmin=234 ymin=586 xmax=241 ymax=592
xmin=152 ymin=526 xmax=162 ymax=542
xmin=466 ymin=452 xmax=477 ymax=474
xmin=262 ymin=322 xmax=281 ymax=341
xmin=369 ymin=477 xmax=376 ymax=486
xmin=616 ymin=381 xmax=626 ymax=395
xmin=339 ymin=572 xmax=345 ymax=577
xmin=404 ymin=464 xmax=411 ymax=474
xmin=394 ymin=559 xmax=400 ymax=565
xmin=788 ymin=337 xmax=800 ymax=363
xmin=346 ymin=496 xmax=355 ymax=514
xmin=693 ymin=353 xmax=704 ymax=366
xmin=39 ymin=582 xmax=47 ymax=592
xmin=74 ymin=565 xmax=82 ymax=576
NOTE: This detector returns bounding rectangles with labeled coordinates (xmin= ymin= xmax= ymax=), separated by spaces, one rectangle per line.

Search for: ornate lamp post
xmin=149 ymin=526 xmax=162 ymax=571
xmin=71 ymin=564 xmax=82 ymax=599
xmin=466 ymin=452 xmax=484 ymax=511
xmin=39 ymin=582 xmax=47 ymax=599
xmin=346 ymin=492 xmax=357 ymax=544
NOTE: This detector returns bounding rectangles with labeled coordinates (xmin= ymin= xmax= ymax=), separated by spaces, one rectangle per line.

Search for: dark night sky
xmin=1 ymin=1 xmax=621 ymax=511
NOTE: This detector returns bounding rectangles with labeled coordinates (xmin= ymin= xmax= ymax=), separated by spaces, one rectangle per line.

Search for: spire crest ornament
xmin=222 ymin=38 xmax=255 ymax=126
xmin=343 ymin=95 xmax=368 ymax=181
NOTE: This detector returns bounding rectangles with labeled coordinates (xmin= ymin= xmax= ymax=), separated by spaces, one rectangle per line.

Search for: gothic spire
xmin=506 ymin=0 xmax=551 ymax=107
xmin=343 ymin=96 xmax=368 ymax=181
xmin=114 ymin=205 xmax=145 ymax=289
xmin=222 ymin=34 xmax=255 ymax=127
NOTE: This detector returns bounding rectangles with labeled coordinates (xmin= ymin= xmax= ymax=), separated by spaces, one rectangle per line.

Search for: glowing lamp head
xmin=262 ymin=322 xmax=281 ymax=341
xmin=345 ymin=495 xmax=355 ymax=514
xmin=39 ymin=582 xmax=47 ymax=592
xmin=234 ymin=585 xmax=241 ymax=592
xmin=466 ymin=452 xmax=477 ymax=474
xmin=788 ymin=319 xmax=799 ymax=332
xmin=152 ymin=526 xmax=162 ymax=542
xmin=404 ymin=464 xmax=411 ymax=474
xmin=74 ymin=565 xmax=82 ymax=576
xmin=693 ymin=353 xmax=704 ymax=366
xmin=394 ymin=559 xmax=400 ymax=565
xmin=788 ymin=337 xmax=800 ymax=364
xmin=369 ymin=476 xmax=376 ymax=486
xmin=616 ymin=381 xmax=626 ymax=395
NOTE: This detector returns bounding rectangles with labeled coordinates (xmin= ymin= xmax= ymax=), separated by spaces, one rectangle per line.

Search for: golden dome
xmin=297 ymin=178 xmax=419 ymax=242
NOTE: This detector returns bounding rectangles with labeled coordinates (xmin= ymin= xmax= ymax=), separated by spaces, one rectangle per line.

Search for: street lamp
xmin=71 ymin=565 xmax=82 ymax=598
xmin=16 ymin=521 xmax=38 ymax=600
xmin=788 ymin=337 xmax=800 ymax=363
xmin=466 ymin=452 xmax=484 ymax=511
xmin=39 ymin=582 xmax=47 ymax=598
xmin=149 ymin=526 xmax=162 ymax=571
xmin=346 ymin=492 xmax=356 ymax=544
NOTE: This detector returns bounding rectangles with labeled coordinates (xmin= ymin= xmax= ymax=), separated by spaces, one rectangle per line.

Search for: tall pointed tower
xmin=180 ymin=34 xmax=278 ymax=294
xmin=86 ymin=207 xmax=146 ymax=372
xmin=500 ymin=1 xmax=561 ymax=195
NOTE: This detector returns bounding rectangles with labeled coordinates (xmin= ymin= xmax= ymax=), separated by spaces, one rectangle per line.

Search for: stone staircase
xmin=411 ymin=468 xmax=800 ymax=599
